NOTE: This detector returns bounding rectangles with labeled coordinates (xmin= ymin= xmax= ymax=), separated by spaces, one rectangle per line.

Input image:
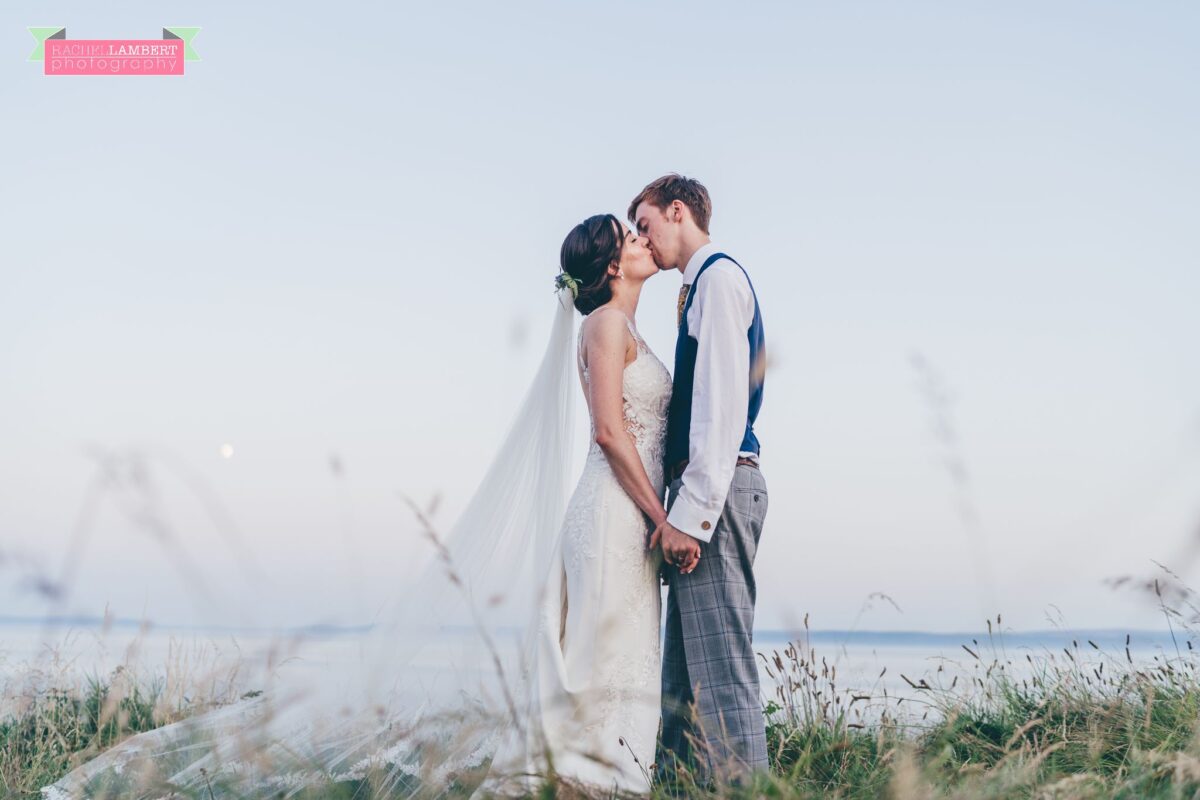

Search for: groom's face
xmin=632 ymin=201 xmax=680 ymax=272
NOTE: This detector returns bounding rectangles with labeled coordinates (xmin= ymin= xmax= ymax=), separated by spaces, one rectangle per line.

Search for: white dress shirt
xmin=666 ymin=242 xmax=759 ymax=543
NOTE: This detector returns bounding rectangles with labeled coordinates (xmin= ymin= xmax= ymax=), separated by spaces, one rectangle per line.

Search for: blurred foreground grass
xmin=6 ymin=628 xmax=1200 ymax=799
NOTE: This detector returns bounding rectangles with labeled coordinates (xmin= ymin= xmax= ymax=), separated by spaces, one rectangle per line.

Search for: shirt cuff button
xmin=701 ymin=521 xmax=712 ymax=531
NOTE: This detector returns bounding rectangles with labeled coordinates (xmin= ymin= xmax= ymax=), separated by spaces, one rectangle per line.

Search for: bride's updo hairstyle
xmin=558 ymin=213 xmax=626 ymax=315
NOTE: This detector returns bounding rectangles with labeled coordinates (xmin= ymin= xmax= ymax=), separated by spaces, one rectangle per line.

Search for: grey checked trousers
xmin=657 ymin=463 xmax=769 ymax=783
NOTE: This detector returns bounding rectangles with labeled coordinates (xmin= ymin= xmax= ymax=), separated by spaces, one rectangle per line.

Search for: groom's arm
xmin=667 ymin=263 xmax=755 ymax=543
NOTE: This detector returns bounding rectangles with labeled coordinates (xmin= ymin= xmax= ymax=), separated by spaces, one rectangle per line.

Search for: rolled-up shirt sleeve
xmin=666 ymin=263 xmax=754 ymax=542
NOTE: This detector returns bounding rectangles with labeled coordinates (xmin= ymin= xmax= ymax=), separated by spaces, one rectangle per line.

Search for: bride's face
xmin=614 ymin=224 xmax=658 ymax=282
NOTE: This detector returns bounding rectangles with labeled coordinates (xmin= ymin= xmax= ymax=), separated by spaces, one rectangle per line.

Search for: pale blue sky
xmin=1 ymin=1 xmax=1198 ymax=632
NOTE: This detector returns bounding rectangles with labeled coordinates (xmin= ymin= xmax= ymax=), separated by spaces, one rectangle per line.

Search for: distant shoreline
xmin=0 ymin=615 xmax=1186 ymax=650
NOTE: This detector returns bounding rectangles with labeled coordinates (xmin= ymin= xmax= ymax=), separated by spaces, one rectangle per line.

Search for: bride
xmin=42 ymin=214 xmax=677 ymax=798
xmin=482 ymin=213 xmax=673 ymax=794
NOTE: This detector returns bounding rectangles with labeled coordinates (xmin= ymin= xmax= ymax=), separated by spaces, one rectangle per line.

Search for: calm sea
xmin=1 ymin=618 xmax=1189 ymax=722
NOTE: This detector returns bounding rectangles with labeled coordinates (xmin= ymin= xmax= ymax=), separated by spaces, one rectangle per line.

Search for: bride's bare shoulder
xmin=581 ymin=306 xmax=630 ymax=344
xmin=579 ymin=307 xmax=637 ymax=370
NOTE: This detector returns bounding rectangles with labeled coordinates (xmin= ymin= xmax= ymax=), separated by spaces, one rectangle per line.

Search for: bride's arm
xmin=583 ymin=309 xmax=669 ymax=531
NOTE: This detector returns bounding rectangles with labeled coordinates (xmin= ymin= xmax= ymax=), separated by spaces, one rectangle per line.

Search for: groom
xmin=633 ymin=174 xmax=769 ymax=784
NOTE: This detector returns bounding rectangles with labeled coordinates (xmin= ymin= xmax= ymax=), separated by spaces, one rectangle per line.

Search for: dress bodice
xmin=577 ymin=312 xmax=673 ymax=484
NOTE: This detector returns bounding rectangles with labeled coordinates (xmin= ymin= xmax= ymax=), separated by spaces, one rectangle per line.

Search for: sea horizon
xmin=0 ymin=614 xmax=1188 ymax=652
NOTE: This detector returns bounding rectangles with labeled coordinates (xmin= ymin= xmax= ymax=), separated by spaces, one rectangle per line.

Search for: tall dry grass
xmin=0 ymin=636 xmax=247 ymax=798
xmin=8 ymin=615 xmax=1200 ymax=799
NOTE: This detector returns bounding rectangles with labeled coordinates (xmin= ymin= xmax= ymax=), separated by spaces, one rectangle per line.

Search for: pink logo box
xmin=45 ymin=39 xmax=184 ymax=75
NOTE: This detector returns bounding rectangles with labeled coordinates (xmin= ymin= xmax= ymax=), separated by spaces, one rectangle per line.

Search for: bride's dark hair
xmin=558 ymin=213 xmax=625 ymax=315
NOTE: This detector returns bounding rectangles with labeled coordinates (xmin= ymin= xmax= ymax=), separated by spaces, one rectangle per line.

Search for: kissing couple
xmin=480 ymin=173 xmax=770 ymax=795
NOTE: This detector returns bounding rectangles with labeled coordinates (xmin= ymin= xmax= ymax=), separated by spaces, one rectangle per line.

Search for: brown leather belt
xmin=667 ymin=457 xmax=758 ymax=484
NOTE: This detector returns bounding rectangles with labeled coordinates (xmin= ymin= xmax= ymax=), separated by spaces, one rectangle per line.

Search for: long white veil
xmin=42 ymin=287 xmax=580 ymax=799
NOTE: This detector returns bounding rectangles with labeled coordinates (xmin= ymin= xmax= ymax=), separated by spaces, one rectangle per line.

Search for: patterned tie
xmin=676 ymin=284 xmax=691 ymax=327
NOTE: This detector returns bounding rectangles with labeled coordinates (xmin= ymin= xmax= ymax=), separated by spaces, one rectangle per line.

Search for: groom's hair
xmin=627 ymin=173 xmax=712 ymax=234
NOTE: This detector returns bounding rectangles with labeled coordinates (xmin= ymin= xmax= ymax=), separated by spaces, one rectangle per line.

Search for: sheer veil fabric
xmin=44 ymin=288 xmax=582 ymax=798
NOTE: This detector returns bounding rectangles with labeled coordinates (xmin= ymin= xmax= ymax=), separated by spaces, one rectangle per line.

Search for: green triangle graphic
xmin=163 ymin=27 xmax=201 ymax=61
xmin=28 ymin=27 xmax=65 ymax=62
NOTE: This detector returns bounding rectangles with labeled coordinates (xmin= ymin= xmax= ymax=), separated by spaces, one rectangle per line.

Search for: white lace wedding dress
xmin=481 ymin=311 xmax=672 ymax=795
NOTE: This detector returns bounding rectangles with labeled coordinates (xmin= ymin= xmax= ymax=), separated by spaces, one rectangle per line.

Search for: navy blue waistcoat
xmin=664 ymin=252 xmax=765 ymax=473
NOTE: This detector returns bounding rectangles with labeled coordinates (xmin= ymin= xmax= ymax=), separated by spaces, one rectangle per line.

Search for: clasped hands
xmin=647 ymin=515 xmax=701 ymax=575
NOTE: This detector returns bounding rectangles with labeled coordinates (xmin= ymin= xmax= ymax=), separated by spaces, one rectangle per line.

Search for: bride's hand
xmin=646 ymin=510 xmax=669 ymax=549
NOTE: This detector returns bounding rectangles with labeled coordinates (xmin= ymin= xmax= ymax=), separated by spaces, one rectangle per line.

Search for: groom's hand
xmin=652 ymin=521 xmax=702 ymax=575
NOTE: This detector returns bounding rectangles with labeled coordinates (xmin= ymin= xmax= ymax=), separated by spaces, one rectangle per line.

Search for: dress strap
xmin=604 ymin=310 xmax=648 ymax=350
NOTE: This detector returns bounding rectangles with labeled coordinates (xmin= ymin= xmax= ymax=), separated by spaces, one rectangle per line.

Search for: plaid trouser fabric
xmin=657 ymin=463 xmax=769 ymax=782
